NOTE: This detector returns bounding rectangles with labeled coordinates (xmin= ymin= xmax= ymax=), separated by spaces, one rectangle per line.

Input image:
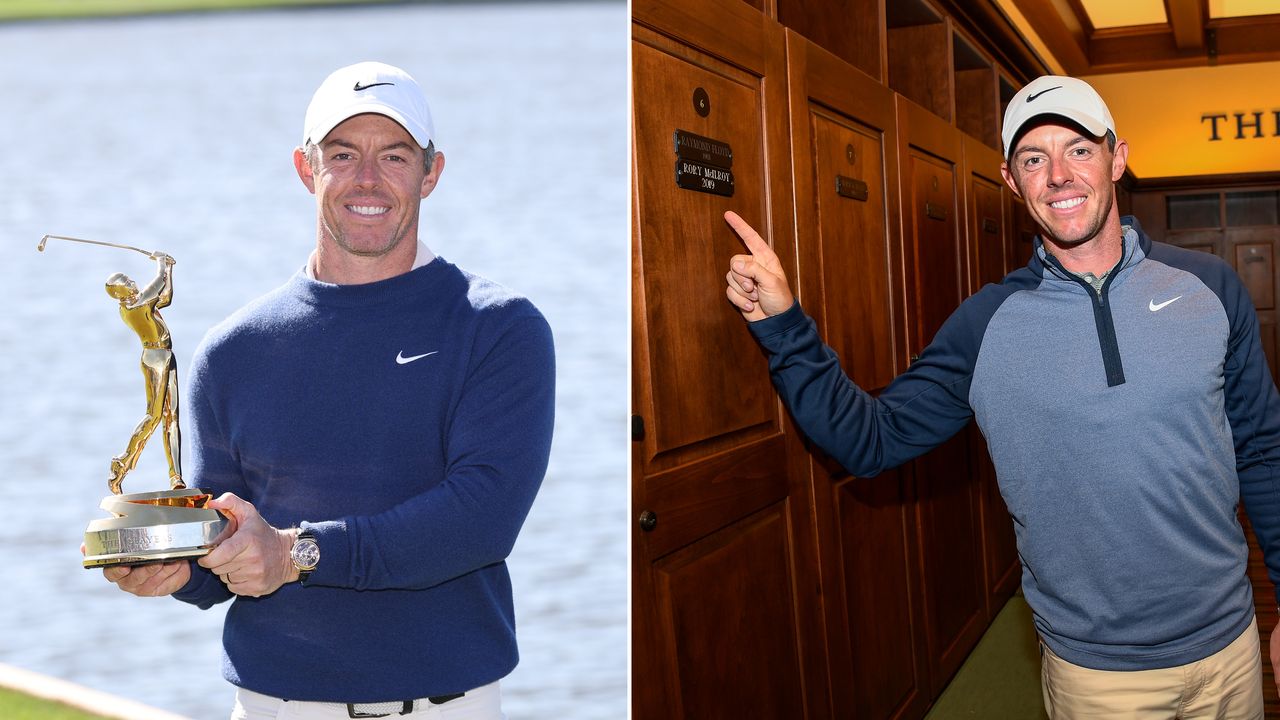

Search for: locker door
xmin=967 ymin=150 xmax=1008 ymax=290
xmin=632 ymin=2 xmax=824 ymax=717
xmin=1009 ymin=195 xmax=1038 ymax=276
xmin=963 ymin=136 xmax=1020 ymax=618
xmin=784 ymin=32 xmax=927 ymax=720
xmin=896 ymin=96 xmax=986 ymax=696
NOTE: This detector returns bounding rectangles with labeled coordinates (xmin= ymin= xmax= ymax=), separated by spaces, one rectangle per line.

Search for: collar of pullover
xmin=1032 ymin=217 xmax=1146 ymax=291
xmin=287 ymin=255 xmax=455 ymax=309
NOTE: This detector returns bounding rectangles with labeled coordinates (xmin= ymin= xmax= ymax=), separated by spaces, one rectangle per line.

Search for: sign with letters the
xmin=1201 ymin=111 xmax=1280 ymax=141
xmin=1084 ymin=64 xmax=1280 ymax=179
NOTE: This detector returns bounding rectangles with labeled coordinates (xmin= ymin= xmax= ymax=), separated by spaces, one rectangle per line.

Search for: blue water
xmin=0 ymin=3 xmax=627 ymax=718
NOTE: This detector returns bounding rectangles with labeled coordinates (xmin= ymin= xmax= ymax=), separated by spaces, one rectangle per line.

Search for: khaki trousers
xmin=1040 ymin=617 xmax=1263 ymax=719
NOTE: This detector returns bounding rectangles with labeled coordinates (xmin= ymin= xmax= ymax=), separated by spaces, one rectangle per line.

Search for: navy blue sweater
xmin=172 ymin=258 xmax=554 ymax=702
xmin=749 ymin=218 xmax=1280 ymax=670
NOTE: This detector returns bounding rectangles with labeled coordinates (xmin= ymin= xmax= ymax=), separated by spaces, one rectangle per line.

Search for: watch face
xmin=292 ymin=538 xmax=320 ymax=571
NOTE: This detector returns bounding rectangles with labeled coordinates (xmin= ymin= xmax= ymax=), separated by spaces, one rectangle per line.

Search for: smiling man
xmin=723 ymin=75 xmax=1280 ymax=718
xmin=97 ymin=61 xmax=555 ymax=720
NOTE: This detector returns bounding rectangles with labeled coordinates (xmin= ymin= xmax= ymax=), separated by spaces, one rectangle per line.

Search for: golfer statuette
xmin=38 ymin=234 xmax=228 ymax=569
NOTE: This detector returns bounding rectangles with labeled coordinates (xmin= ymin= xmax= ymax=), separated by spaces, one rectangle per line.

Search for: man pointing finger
xmin=723 ymin=210 xmax=794 ymax=320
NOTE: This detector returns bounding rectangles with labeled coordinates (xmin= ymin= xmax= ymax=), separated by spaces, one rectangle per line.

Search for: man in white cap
xmin=100 ymin=61 xmax=555 ymax=719
xmin=723 ymin=75 xmax=1280 ymax=717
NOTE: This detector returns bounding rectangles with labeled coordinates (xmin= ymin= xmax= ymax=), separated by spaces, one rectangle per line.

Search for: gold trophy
xmin=39 ymin=235 xmax=229 ymax=569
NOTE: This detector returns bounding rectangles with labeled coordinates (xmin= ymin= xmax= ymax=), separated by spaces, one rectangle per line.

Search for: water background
xmin=0 ymin=3 xmax=627 ymax=718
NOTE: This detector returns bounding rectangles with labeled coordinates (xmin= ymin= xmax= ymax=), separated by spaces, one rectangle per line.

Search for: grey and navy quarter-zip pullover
xmin=748 ymin=217 xmax=1280 ymax=671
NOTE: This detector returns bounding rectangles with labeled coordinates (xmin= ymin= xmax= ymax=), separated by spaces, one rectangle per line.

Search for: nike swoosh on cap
xmin=354 ymin=81 xmax=394 ymax=92
xmin=1027 ymin=86 xmax=1062 ymax=102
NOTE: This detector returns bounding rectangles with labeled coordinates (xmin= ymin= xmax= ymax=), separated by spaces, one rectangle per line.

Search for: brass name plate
xmin=836 ymin=175 xmax=869 ymax=201
xmin=674 ymin=129 xmax=733 ymax=169
xmin=676 ymin=159 xmax=735 ymax=197
xmin=926 ymin=202 xmax=948 ymax=221
xmin=982 ymin=217 xmax=999 ymax=234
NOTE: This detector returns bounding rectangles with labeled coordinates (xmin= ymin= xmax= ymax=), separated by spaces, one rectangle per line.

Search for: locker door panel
xmin=632 ymin=5 xmax=823 ymax=717
xmin=897 ymin=98 xmax=986 ymax=696
xmin=632 ymin=39 xmax=775 ymax=464
xmin=786 ymin=34 xmax=925 ymax=719
xmin=964 ymin=136 xmax=1022 ymax=617
xmin=810 ymin=109 xmax=898 ymax=390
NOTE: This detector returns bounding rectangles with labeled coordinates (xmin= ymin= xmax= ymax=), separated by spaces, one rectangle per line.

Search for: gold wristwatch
xmin=290 ymin=531 xmax=320 ymax=582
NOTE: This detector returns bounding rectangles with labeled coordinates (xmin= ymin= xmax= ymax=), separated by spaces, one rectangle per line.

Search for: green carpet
xmin=925 ymin=593 xmax=1048 ymax=719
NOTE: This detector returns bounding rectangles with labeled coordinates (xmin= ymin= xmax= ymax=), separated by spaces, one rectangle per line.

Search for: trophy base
xmin=83 ymin=488 xmax=229 ymax=569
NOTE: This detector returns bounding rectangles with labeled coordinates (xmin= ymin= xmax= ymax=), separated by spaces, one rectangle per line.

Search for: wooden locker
xmin=784 ymin=31 xmax=927 ymax=720
xmin=965 ymin=138 xmax=1008 ymax=292
xmin=895 ymin=95 xmax=987 ymax=696
xmin=1008 ymin=194 xmax=1038 ymax=276
xmin=962 ymin=135 xmax=1021 ymax=619
xmin=631 ymin=1 xmax=825 ymax=717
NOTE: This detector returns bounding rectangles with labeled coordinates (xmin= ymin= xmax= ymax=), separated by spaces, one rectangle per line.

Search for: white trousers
xmin=230 ymin=681 xmax=504 ymax=720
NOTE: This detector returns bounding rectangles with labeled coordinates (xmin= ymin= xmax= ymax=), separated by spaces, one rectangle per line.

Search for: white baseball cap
xmin=302 ymin=61 xmax=435 ymax=149
xmin=1001 ymin=75 xmax=1114 ymax=159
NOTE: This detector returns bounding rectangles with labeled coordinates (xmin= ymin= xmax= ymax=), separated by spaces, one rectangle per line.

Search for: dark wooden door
xmin=784 ymin=31 xmax=927 ymax=720
xmin=631 ymin=2 xmax=825 ymax=717
xmin=896 ymin=96 xmax=987 ymax=697
xmin=1009 ymin=195 xmax=1037 ymax=276
xmin=963 ymin=136 xmax=1022 ymax=618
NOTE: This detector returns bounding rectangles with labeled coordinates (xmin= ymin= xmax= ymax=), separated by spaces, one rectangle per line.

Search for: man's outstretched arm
xmin=722 ymin=211 xmax=977 ymax=477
